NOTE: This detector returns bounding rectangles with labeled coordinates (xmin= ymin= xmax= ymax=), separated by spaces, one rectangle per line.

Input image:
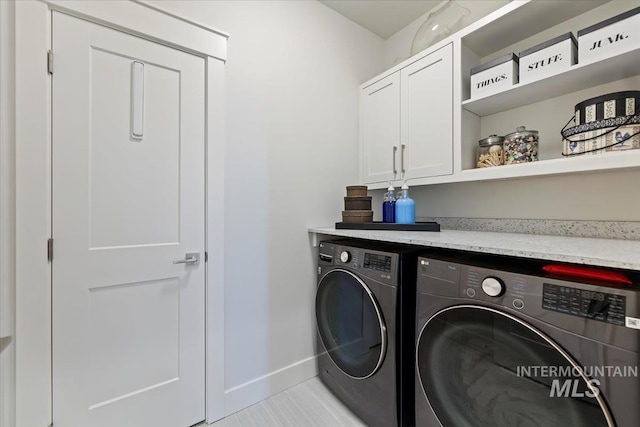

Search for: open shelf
xmin=462 ymin=1 xmax=607 ymax=58
xmin=368 ymin=151 xmax=640 ymax=188
xmin=459 ymin=150 xmax=640 ymax=182
xmin=462 ymin=47 xmax=640 ymax=117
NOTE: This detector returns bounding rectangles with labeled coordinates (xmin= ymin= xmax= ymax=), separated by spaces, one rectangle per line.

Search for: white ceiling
xmin=319 ymin=0 xmax=443 ymax=39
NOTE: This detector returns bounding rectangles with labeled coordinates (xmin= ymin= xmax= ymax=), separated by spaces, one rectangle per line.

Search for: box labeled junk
xmin=470 ymin=53 xmax=518 ymax=99
xmin=519 ymin=33 xmax=577 ymax=84
xmin=578 ymin=6 xmax=640 ymax=64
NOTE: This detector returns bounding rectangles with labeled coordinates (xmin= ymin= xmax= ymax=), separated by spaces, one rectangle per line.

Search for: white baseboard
xmin=222 ymin=355 xmax=319 ymax=417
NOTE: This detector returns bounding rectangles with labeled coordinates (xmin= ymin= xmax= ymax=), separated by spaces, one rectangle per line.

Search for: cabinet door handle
xmin=401 ymin=144 xmax=406 ymax=174
xmin=393 ymin=146 xmax=398 ymax=175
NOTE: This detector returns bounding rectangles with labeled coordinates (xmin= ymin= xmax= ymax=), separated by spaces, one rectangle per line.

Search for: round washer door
xmin=316 ymin=269 xmax=386 ymax=379
xmin=417 ymin=305 xmax=614 ymax=427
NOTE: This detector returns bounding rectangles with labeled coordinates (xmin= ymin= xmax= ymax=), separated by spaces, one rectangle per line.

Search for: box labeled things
xmin=578 ymin=5 xmax=640 ymax=64
xmin=519 ymin=33 xmax=577 ymax=84
xmin=470 ymin=53 xmax=518 ymax=99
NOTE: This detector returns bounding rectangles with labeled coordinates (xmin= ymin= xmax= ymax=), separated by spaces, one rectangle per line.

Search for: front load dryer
xmin=316 ymin=239 xmax=419 ymax=427
xmin=415 ymin=253 xmax=639 ymax=427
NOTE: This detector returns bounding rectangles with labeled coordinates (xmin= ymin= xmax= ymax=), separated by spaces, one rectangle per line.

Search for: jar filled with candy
xmin=504 ymin=126 xmax=538 ymax=164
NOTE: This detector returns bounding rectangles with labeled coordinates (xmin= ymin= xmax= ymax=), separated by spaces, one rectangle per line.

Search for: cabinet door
xmin=361 ymin=73 xmax=400 ymax=185
xmin=401 ymin=43 xmax=453 ymax=179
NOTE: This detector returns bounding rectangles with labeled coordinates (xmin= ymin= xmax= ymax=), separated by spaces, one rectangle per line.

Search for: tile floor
xmin=203 ymin=377 xmax=366 ymax=427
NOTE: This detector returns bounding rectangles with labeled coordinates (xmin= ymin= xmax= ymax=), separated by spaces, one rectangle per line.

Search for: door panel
xmin=361 ymin=74 xmax=401 ymax=184
xmin=52 ymin=12 xmax=205 ymax=427
xmin=87 ymin=278 xmax=180 ymax=409
xmin=89 ymin=49 xmax=181 ymax=248
xmin=401 ymin=44 xmax=453 ymax=179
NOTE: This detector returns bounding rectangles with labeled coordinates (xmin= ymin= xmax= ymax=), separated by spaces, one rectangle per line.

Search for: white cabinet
xmin=360 ymin=73 xmax=400 ymax=184
xmin=360 ymin=44 xmax=453 ymax=187
xmin=401 ymin=44 xmax=453 ymax=180
xmin=360 ymin=0 xmax=640 ymax=188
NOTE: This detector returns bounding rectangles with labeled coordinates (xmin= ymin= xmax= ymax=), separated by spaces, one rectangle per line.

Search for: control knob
xmin=482 ymin=277 xmax=505 ymax=297
xmin=340 ymin=251 xmax=351 ymax=263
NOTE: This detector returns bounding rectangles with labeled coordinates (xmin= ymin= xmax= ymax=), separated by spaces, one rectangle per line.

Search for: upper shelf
xmin=462 ymin=1 xmax=607 ymax=58
xmin=462 ymin=47 xmax=640 ymax=117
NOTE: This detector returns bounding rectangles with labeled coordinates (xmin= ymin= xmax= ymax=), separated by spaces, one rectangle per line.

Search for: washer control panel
xmin=319 ymin=242 xmax=398 ymax=285
xmin=364 ymin=253 xmax=392 ymax=273
xmin=542 ymin=283 xmax=626 ymax=326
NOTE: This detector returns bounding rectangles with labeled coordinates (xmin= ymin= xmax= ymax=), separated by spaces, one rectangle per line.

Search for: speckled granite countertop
xmin=308 ymin=227 xmax=640 ymax=271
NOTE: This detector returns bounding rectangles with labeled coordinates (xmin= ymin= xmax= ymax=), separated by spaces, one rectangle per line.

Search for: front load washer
xmin=415 ymin=252 xmax=639 ymax=427
xmin=316 ymin=240 xmax=419 ymax=427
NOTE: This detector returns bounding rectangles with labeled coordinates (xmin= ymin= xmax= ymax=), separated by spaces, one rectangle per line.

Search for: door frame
xmin=15 ymin=1 xmax=228 ymax=426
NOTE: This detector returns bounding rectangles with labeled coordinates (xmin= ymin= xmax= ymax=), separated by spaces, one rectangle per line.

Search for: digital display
xmin=542 ymin=283 xmax=625 ymax=326
xmin=581 ymin=290 xmax=605 ymax=301
xmin=364 ymin=253 xmax=392 ymax=273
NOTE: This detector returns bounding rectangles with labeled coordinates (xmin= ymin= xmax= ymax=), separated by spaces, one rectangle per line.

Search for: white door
xmin=52 ymin=12 xmax=205 ymax=427
xmin=361 ymin=73 xmax=401 ymax=185
xmin=401 ymin=43 xmax=453 ymax=179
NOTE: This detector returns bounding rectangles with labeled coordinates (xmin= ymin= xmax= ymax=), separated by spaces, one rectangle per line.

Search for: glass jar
xmin=504 ymin=126 xmax=539 ymax=164
xmin=476 ymin=135 xmax=504 ymax=168
xmin=410 ymin=0 xmax=471 ymax=56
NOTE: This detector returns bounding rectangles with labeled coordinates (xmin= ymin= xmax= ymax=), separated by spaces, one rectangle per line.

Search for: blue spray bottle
xmin=395 ymin=181 xmax=415 ymax=224
xmin=382 ymin=183 xmax=396 ymax=223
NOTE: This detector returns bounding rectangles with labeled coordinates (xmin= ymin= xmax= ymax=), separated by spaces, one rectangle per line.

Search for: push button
xmin=513 ymin=299 xmax=525 ymax=310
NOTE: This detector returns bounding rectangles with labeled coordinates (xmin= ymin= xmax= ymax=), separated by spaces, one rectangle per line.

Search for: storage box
xmin=518 ymin=33 xmax=577 ymax=84
xmin=561 ymin=91 xmax=640 ymax=156
xmin=470 ymin=53 xmax=518 ymax=99
xmin=344 ymin=196 xmax=372 ymax=211
xmin=578 ymin=6 xmax=640 ymax=65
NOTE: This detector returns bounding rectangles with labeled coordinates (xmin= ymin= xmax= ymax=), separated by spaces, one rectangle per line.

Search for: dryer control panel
xmin=542 ymin=283 xmax=626 ymax=326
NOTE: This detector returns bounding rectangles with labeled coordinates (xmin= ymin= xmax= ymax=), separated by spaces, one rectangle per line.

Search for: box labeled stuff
xmin=561 ymin=91 xmax=640 ymax=156
xmin=470 ymin=53 xmax=518 ymax=99
xmin=519 ymin=33 xmax=577 ymax=84
xmin=578 ymin=6 xmax=640 ymax=65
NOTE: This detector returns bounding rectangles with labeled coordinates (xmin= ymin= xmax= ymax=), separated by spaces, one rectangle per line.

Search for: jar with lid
xmin=504 ymin=126 xmax=539 ymax=164
xmin=476 ymin=135 xmax=504 ymax=168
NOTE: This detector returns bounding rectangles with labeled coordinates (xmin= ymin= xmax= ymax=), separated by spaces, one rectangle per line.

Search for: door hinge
xmin=205 ymin=251 xmax=208 ymax=263
xmin=47 ymin=238 xmax=53 ymax=262
xmin=47 ymin=50 xmax=53 ymax=74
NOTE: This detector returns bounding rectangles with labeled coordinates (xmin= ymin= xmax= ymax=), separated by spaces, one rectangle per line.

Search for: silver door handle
xmin=393 ymin=146 xmax=398 ymax=175
xmin=173 ymin=252 xmax=200 ymax=265
xmin=401 ymin=144 xmax=406 ymax=174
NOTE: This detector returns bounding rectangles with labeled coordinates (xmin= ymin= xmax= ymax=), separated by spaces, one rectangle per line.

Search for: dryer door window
xmin=417 ymin=305 xmax=614 ymax=427
xmin=316 ymin=269 xmax=386 ymax=379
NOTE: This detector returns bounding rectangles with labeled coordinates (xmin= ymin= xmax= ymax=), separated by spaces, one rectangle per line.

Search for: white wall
xmin=0 ymin=1 xmax=16 ymax=427
xmin=148 ymin=0 xmax=385 ymax=414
